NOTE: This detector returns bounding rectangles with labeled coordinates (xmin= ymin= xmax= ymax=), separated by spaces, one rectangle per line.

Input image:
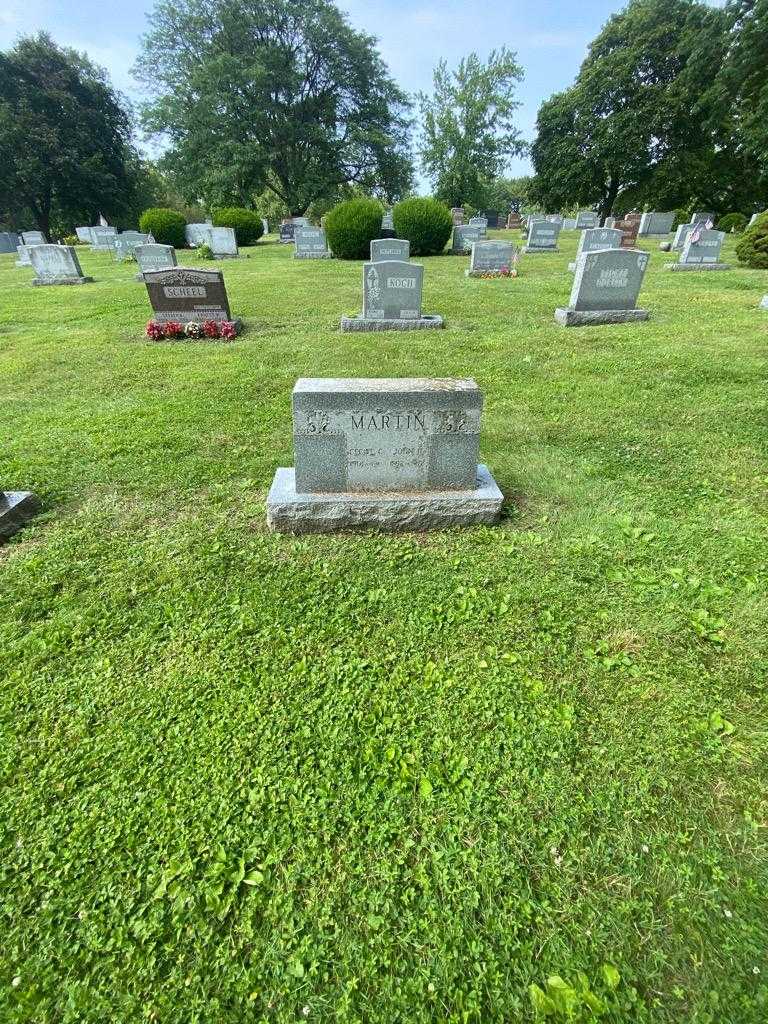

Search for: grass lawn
xmin=1 ymin=231 xmax=767 ymax=1023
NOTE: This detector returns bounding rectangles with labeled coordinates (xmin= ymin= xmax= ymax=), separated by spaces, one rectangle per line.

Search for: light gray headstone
xmin=291 ymin=378 xmax=482 ymax=493
xmin=575 ymin=211 xmax=599 ymax=229
xmin=0 ymin=232 xmax=20 ymax=253
xmin=452 ymin=225 xmax=482 ymax=253
xmin=680 ymin=228 xmax=725 ymax=264
xmin=576 ymin=228 xmax=623 ymax=258
xmin=75 ymin=227 xmax=93 ymax=243
xmin=114 ymin=232 xmax=151 ymax=261
xmin=362 ymin=260 xmax=423 ymax=320
xmin=546 ymin=214 xmax=564 ymax=228
xmin=381 ymin=210 xmax=394 ymax=231
xmin=604 ymin=217 xmax=616 ymax=229
xmin=15 ymin=245 xmax=33 ymax=267
xmin=202 ymin=226 xmax=238 ymax=256
xmin=760 ymin=295 xmax=768 ymax=309
xmin=294 ymin=226 xmax=330 ymax=257
xmin=469 ymin=240 xmax=516 ymax=273
xmin=569 ymin=248 xmax=649 ymax=311
xmin=371 ymin=238 xmax=410 ymax=262
xmin=135 ymin=243 xmax=177 ymax=274
xmin=22 ymin=231 xmax=46 ymax=245
xmin=29 ymin=244 xmax=90 ymax=284
xmin=292 ymin=217 xmax=310 ymax=227
xmin=691 ymin=211 xmax=714 ymax=225
xmin=563 ymin=218 xmax=577 ymax=230
xmin=672 ymin=223 xmax=694 ymax=250
xmin=89 ymin=226 xmax=117 ymax=250
xmin=526 ymin=220 xmax=561 ymax=249
xmin=639 ymin=211 xmax=675 ymax=236
xmin=469 ymin=216 xmax=488 ymax=229
xmin=262 ymin=218 xmax=269 ymax=235
xmin=185 ymin=223 xmax=211 ymax=246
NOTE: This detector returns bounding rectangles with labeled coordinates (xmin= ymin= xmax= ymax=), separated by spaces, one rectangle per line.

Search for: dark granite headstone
xmin=279 ymin=222 xmax=295 ymax=244
xmin=144 ymin=267 xmax=234 ymax=323
xmin=0 ymin=491 xmax=41 ymax=541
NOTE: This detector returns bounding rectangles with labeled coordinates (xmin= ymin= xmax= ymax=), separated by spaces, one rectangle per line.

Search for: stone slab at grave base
xmin=32 ymin=275 xmax=93 ymax=286
xmin=267 ymin=465 xmax=503 ymax=533
xmin=760 ymin=295 xmax=768 ymax=309
xmin=0 ymin=492 xmax=41 ymax=541
xmin=294 ymin=252 xmax=332 ymax=259
xmin=522 ymin=246 xmax=559 ymax=254
xmin=665 ymin=262 xmax=731 ymax=271
xmin=340 ymin=314 xmax=444 ymax=332
xmin=555 ymin=307 xmax=650 ymax=327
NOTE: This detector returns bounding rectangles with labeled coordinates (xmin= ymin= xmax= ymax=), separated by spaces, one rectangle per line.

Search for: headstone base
xmin=267 ymin=465 xmax=503 ymax=533
xmin=665 ymin=262 xmax=731 ymax=271
xmin=554 ymin=307 xmax=650 ymax=327
xmin=0 ymin=491 xmax=41 ymax=541
xmin=294 ymin=252 xmax=332 ymax=259
xmin=759 ymin=295 xmax=768 ymax=309
xmin=32 ymin=276 xmax=93 ymax=286
xmin=522 ymin=246 xmax=559 ymax=254
xmin=340 ymin=314 xmax=444 ymax=332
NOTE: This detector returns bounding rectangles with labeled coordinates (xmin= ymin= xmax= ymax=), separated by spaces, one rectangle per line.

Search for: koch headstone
xmin=294 ymin=226 xmax=332 ymax=259
xmin=575 ymin=211 xmax=599 ymax=229
xmin=0 ymin=491 xmax=41 ymax=541
xmin=135 ymin=243 xmax=177 ymax=281
xmin=523 ymin=219 xmax=561 ymax=253
xmin=667 ymin=228 xmax=729 ymax=270
xmin=22 ymin=231 xmax=46 ymax=245
xmin=555 ymin=248 xmax=650 ymax=326
xmin=451 ymin=224 xmax=483 ymax=254
xmin=467 ymin=239 xmax=516 ymax=277
xmin=568 ymin=227 xmax=623 ymax=270
xmin=267 ymin=378 xmax=503 ymax=532
xmin=341 ymin=260 xmax=443 ymax=332
xmin=144 ymin=266 xmax=237 ymax=325
xmin=30 ymin=244 xmax=93 ymax=286
xmin=371 ymin=238 xmax=410 ymax=262
xmin=639 ymin=211 xmax=675 ymax=236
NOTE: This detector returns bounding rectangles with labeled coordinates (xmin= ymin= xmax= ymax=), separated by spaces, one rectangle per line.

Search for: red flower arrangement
xmin=145 ymin=319 xmax=239 ymax=341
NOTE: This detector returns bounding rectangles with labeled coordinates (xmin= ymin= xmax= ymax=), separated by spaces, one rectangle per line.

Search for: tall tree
xmin=529 ymin=0 xmax=765 ymax=218
xmin=136 ymin=0 xmax=413 ymax=215
xmin=0 ymin=33 xmax=136 ymax=235
xmin=418 ymin=50 xmax=526 ymax=208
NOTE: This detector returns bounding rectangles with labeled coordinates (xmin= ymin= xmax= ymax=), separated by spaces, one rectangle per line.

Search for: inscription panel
xmin=570 ymin=249 xmax=649 ymax=311
xmin=292 ymin=378 xmax=482 ymax=493
xmin=362 ymin=260 xmax=423 ymax=320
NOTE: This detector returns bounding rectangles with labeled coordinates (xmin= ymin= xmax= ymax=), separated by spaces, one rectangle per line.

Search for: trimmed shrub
xmin=212 ymin=207 xmax=263 ymax=246
xmin=139 ymin=208 xmax=187 ymax=248
xmin=716 ymin=212 xmax=747 ymax=234
xmin=324 ymin=198 xmax=383 ymax=259
xmin=393 ymin=198 xmax=452 ymax=256
xmin=735 ymin=212 xmax=768 ymax=268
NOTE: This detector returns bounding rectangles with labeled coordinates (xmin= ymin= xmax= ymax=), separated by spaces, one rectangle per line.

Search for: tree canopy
xmin=0 ymin=33 xmax=138 ymax=235
xmin=136 ymin=0 xmax=413 ymax=215
xmin=418 ymin=50 xmax=526 ymax=209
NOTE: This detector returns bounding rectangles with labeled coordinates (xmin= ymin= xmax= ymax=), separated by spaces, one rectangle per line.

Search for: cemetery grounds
xmin=1 ymin=231 xmax=767 ymax=1022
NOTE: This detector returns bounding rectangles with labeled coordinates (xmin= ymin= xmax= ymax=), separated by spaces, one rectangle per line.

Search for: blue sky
xmin=0 ymin=0 xmax=721 ymax=183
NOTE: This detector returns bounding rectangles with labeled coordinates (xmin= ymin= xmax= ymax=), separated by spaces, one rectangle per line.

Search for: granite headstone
xmin=575 ymin=211 xmax=599 ymax=229
xmin=467 ymin=240 xmax=516 ymax=276
xmin=667 ymin=228 xmax=729 ymax=270
xmin=555 ymin=248 xmax=650 ymax=326
xmin=451 ymin=225 xmax=483 ymax=254
xmin=294 ymin=226 xmax=332 ymax=259
xmin=144 ymin=266 xmax=235 ymax=324
xmin=135 ymin=243 xmax=177 ymax=281
xmin=568 ymin=227 xmax=623 ymax=271
xmin=30 ymin=244 xmax=93 ymax=286
xmin=523 ymin=220 xmax=561 ymax=252
xmin=341 ymin=260 xmax=443 ymax=331
xmin=22 ymin=231 xmax=46 ymax=245
xmin=371 ymin=238 xmax=410 ymax=262
xmin=0 ymin=491 xmax=41 ymax=541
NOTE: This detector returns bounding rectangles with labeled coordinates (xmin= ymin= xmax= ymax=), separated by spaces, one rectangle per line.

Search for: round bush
xmin=716 ymin=212 xmax=747 ymax=234
xmin=212 ymin=207 xmax=263 ymax=246
xmin=139 ymin=208 xmax=187 ymax=248
xmin=393 ymin=198 xmax=452 ymax=256
xmin=735 ymin=212 xmax=768 ymax=268
xmin=324 ymin=198 xmax=383 ymax=260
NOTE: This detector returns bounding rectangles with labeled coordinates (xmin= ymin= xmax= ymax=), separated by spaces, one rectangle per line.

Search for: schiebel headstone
xmin=575 ymin=210 xmax=599 ymax=229
xmin=370 ymin=238 xmax=410 ymax=262
xmin=523 ymin=219 xmax=561 ymax=253
xmin=341 ymin=260 xmax=443 ymax=332
xmin=639 ymin=211 xmax=674 ymax=236
xmin=135 ymin=243 xmax=177 ymax=281
xmin=294 ymin=226 xmax=332 ymax=259
xmin=555 ymin=248 xmax=650 ymax=326
xmin=0 ymin=491 xmax=41 ymax=541
xmin=667 ymin=228 xmax=729 ymax=271
xmin=144 ymin=267 xmax=236 ymax=324
xmin=267 ymin=378 xmax=503 ymax=532
xmin=30 ymin=244 xmax=93 ymax=286
xmin=22 ymin=231 xmax=46 ymax=245
xmin=451 ymin=224 xmax=482 ymax=254
xmin=89 ymin=226 xmax=117 ymax=251
xmin=467 ymin=240 xmax=516 ymax=277
xmin=568 ymin=227 xmax=623 ymax=271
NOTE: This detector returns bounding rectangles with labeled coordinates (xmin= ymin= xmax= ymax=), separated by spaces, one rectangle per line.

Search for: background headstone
xmin=185 ymin=223 xmax=211 ymax=247
xmin=262 ymin=218 xmax=269 ymax=236
xmin=670 ymin=228 xmax=729 ymax=270
xmin=15 ymin=245 xmax=33 ymax=267
xmin=575 ymin=211 xmax=599 ymax=229
xmin=75 ymin=227 xmax=93 ymax=243
xmin=89 ymin=226 xmax=117 ymax=250
xmin=638 ymin=211 xmax=675 ymax=236
xmin=556 ymin=248 xmax=649 ymax=325
xmin=568 ymin=227 xmax=623 ymax=270
xmin=524 ymin=220 xmax=561 ymax=252
xmin=114 ymin=231 xmax=151 ymax=261
xmin=603 ymin=216 xmax=616 ymax=228
xmin=30 ymin=244 xmax=92 ymax=285
xmin=0 ymin=491 xmax=41 ymax=541
xmin=451 ymin=207 xmax=465 ymax=225
xmin=204 ymin=226 xmax=238 ymax=257
xmin=371 ymin=238 xmax=410 ymax=262
xmin=613 ymin=218 xmax=640 ymax=248
xmin=279 ymin=222 xmax=295 ymax=243
xmin=294 ymin=226 xmax=332 ymax=259
xmin=135 ymin=243 xmax=177 ymax=280
xmin=22 ymin=231 xmax=46 ymax=245
xmin=451 ymin=225 xmax=482 ymax=254
xmin=144 ymin=267 xmax=235 ymax=323
xmin=692 ymin=211 xmax=715 ymax=224
xmin=266 ymin=378 xmax=503 ymax=532
xmin=467 ymin=240 xmax=516 ymax=276
xmin=482 ymin=210 xmax=499 ymax=228
xmin=0 ymin=231 xmax=20 ymax=253
xmin=563 ymin=217 xmax=577 ymax=230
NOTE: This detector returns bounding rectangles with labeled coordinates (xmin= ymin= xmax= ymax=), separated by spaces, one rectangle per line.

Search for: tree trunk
xmin=599 ymin=176 xmax=621 ymax=221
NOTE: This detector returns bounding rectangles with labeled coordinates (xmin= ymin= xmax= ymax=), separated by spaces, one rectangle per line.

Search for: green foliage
xmin=419 ymin=50 xmax=525 ymax=207
xmin=212 ymin=207 xmax=263 ymax=246
xmin=139 ymin=207 xmax=187 ymax=248
xmin=717 ymin=212 xmax=748 ymax=233
xmin=137 ymin=0 xmax=413 ymax=214
xmin=324 ymin=197 xmax=383 ymax=259
xmin=196 ymin=243 xmax=214 ymax=261
xmin=714 ymin=0 xmax=768 ymax=178
xmin=528 ymin=965 xmax=623 ymax=1019
xmin=392 ymin=197 xmax=452 ymax=255
xmin=61 ymin=234 xmax=79 ymax=246
xmin=0 ymin=32 xmax=137 ymax=236
xmin=735 ymin=211 xmax=768 ymax=266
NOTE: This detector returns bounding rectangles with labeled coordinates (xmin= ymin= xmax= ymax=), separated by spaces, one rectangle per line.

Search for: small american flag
xmin=690 ymin=217 xmax=713 ymax=244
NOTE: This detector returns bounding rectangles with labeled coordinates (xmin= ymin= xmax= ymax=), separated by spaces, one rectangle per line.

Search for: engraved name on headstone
xmin=363 ymin=260 xmax=422 ymax=320
xmin=144 ymin=267 xmax=233 ymax=323
xmin=575 ymin=211 xmax=599 ymax=229
xmin=135 ymin=243 xmax=177 ymax=280
xmin=667 ymin=228 xmax=729 ymax=270
xmin=524 ymin=220 xmax=561 ymax=252
xmin=370 ymin=238 xmax=410 ymax=262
